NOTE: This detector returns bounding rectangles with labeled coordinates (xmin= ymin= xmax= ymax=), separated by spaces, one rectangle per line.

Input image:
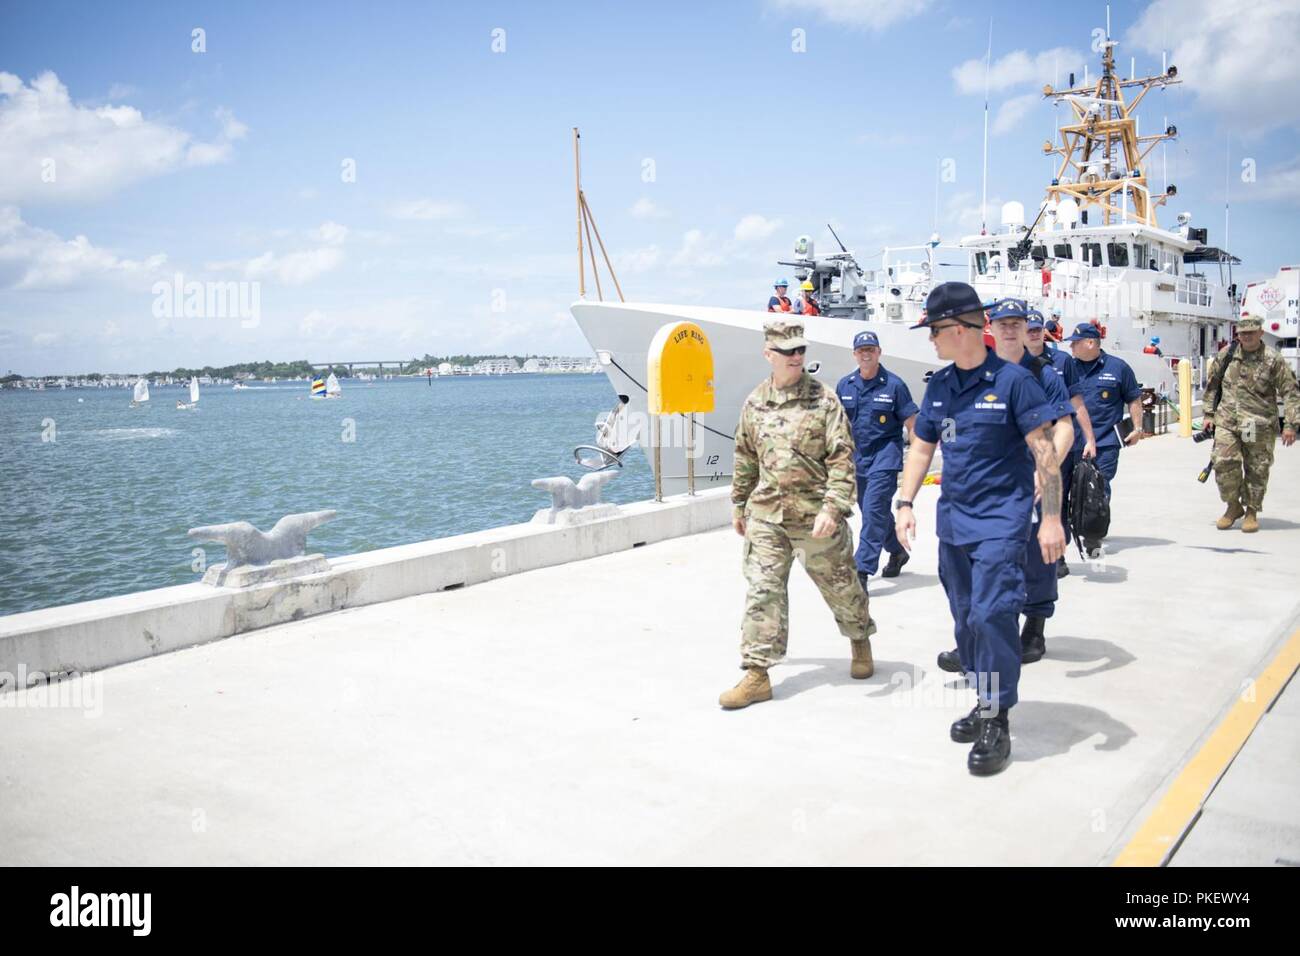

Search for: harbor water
xmin=0 ymin=375 xmax=652 ymax=617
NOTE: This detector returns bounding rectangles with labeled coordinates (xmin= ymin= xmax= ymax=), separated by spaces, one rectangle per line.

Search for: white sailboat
xmin=129 ymin=377 xmax=150 ymax=408
xmin=177 ymin=376 xmax=199 ymax=410
xmin=325 ymin=372 xmax=342 ymax=399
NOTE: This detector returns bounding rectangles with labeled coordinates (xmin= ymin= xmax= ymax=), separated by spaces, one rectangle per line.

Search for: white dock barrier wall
xmin=0 ymin=489 xmax=732 ymax=691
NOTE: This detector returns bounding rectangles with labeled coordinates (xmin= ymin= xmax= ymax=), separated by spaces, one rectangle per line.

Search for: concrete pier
xmin=1 ymin=434 xmax=1297 ymax=865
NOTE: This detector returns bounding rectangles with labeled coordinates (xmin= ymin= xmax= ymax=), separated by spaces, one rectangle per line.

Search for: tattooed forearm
xmin=1028 ymin=427 xmax=1062 ymax=517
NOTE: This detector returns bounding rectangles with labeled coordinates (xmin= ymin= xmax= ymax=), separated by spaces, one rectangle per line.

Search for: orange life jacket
xmin=1142 ymin=345 xmax=1158 ymax=355
xmin=801 ymin=297 xmax=819 ymax=316
xmin=769 ymin=295 xmax=792 ymax=313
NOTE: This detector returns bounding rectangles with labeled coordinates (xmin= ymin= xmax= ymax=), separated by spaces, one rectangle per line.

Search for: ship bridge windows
xmin=975 ymin=251 xmax=988 ymax=275
xmin=1135 ymin=241 xmax=1151 ymax=269
xmin=1107 ymin=241 xmax=1129 ymax=267
xmin=1082 ymin=242 xmax=1103 ymax=267
xmin=1031 ymin=244 xmax=1047 ymax=266
xmin=1052 ymin=243 xmax=1073 ymax=260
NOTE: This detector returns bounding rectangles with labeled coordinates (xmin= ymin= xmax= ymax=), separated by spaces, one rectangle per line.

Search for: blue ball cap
xmin=1064 ymin=322 xmax=1102 ymax=342
xmin=988 ymin=298 xmax=1029 ymax=322
xmin=853 ymin=330 xmax=880 ymax=350
xmin=913 ymin=281 xmax=985 ymax=329
xmin=1026 ymin=309 xmax=1045 ymax=330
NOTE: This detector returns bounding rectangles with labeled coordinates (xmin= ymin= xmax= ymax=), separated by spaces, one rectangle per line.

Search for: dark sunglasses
xmin=771 ymin=345 xmax=807 ymax=356
xmin=927 ymin=323 xmax=960 ymax=338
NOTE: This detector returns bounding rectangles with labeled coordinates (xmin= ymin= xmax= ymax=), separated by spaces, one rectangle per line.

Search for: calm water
xmin=0 ymin=376 xmax=653 ymax=616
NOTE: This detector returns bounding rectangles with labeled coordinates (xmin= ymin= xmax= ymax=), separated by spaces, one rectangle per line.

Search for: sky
xmin=2 ymin=0 xmax=1299 ymax=375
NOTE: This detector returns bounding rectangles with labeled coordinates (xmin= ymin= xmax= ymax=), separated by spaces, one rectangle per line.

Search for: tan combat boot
xmin=1242 ymin=509 xmax=1259 ymax=533
xmin=1216 ymin=502 xmax=1245 ymax=530
xmin=850 ymin=639 xmax=875 ymax=680
xmin=719 ymin=667 xmax=772 ymax=709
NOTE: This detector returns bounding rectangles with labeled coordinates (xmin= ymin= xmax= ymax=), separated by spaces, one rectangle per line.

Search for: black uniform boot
xmin=857 ymin=571 xmax=870 ymax=595
xmin=1056 ymin=557 xmax=1070 ymax=579
xmin=937 ymin=648 xmax=963 ymax=673
xmin=950 ymin=704 xmax=983 ymax=743
xmin=968 ymin=713 xmax=1011 ymax=776
xmin=1020 ymin=616 xmax=1046 ymax=664
xmin=881 ymin=550 xmax=909 ymax=578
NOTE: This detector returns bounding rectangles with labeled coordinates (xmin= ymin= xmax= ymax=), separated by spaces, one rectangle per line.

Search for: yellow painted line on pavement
xmin=1114 ymin=625 xmax=1300 ymax=866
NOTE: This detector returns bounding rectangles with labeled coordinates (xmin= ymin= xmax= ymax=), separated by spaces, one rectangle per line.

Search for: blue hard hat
xmin=914 ymin=281 xmax=985 ymax=329
xmin=853 ymin=330 xmax=881 ymax=349
xmin=1064 ymin=322 xmax=1102 ymax=342
xmin=988 ymin=298 xmax=1029 ymax=322
xmin=1026 ymin=309 xmax=1045 ymax=329
xmin=1151 ymin=336 xmax=1161 ymax=344
xmin=775 ymin=278 xmax=789 ymax=287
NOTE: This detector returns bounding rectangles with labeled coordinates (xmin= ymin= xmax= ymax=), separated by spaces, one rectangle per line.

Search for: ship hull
xmin=572 ymin=300 xmax=1177 ymax=496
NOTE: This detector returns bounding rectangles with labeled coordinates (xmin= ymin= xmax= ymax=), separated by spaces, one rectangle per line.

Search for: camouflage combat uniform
xmin=1205 ymin=338 xmax=1300 ymax=511
xmin=732 ymin=366 xmax=874 ymax=669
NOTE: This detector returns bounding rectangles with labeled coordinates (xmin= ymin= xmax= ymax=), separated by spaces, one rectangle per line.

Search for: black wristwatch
xmin=896 ymin=499 xmax=913 ymax=510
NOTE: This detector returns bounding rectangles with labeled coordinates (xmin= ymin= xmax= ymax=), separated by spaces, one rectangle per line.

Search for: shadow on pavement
xmin=1010 ymin=700 xmax=1137 ymax=760
xmin=776 ymin=657 xmax=914 ymax=700
xmin=1042 ymin=635 xmax=1137 ymax=678
xmin=1099 ymin=536 xmax=1174 ymax=554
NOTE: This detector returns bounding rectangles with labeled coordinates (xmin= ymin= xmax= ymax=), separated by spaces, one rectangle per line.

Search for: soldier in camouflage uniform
xmin=719 ymin=319 xmax=876 ymax=709
xmin=1204 ymin=314 xmax=1300 ymax=533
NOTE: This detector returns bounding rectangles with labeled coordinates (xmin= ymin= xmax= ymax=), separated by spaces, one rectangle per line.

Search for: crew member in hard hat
xmin=1143 ymin=337 xmax=1163 ymax=356
xmin=836 ymin=330 xmax=917 ymax=590
xmin=1026 ymin=308 xmax=1097 ymax=578
xmin=722 ymin=319 xmax=876 ymax=709
xmin=767 ymin=279 xmax=793 ymax=313
xmin=1062 ymin=321 xmax=1143 ymax=556
xmin=895 ymin=282 xmax=1064 ymax=776
xmin=1203 ymin=313 xmax=1300 ymax=533
xmin=795 ymin=279 xmax=820 ymax=316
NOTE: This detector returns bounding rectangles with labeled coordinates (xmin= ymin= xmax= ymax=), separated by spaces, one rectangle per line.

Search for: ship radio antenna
xmin=980 ymin=18 xmax=992 ymax=235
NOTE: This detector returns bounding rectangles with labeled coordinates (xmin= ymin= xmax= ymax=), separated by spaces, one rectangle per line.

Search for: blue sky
xmin=2 ymin=0 xmax=1298 ymax=375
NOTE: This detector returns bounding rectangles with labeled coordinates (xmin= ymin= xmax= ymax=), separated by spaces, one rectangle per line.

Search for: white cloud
xmin=992 ymin=92 xmax=1042 ymax=135
xmin=1128 ymin=0 xmax=1300 ymax=134
xmin=670 ymin=229 xmax=726 ymax=269
xmin=389 ymin=198 xmax=466 ymax=221
xmin=942 ymin=191 xmax=1005 ymax=237
xmin=615 ymin=245 xmax=662 ymax=273
xmin=768 ymin=0 xmax=933 ymax=31
xmin=734 ymin=213 xmax=782 ymax=242
xmin=0 ymin=205 xmax=167 ymax=290
xmin=32 ymin=331 xmax=59 ymax=346
xmin=314 ymin=221 xmax=348 ymax=245
xmin=0 ymin=71 xmax=246 ymax=203
xmin=207 ymin=221 xmax=346 ymax=285
xmin=244 ymin=247 xmax=344 ymax=285
xmin=952 ymin=46 xmax=1084 ymax=96
xmin=1239 ymin=158 xmax=1300 ymax=206
xmin=630 ymin=197 xmax=669 ymax=219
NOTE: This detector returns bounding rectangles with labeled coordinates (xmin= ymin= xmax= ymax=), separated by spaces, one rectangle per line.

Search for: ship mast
xmin=1040 ymin=36 xmax=1181 ymax=227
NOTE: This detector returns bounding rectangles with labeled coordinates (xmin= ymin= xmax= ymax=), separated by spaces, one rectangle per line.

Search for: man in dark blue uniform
xmin=836 ymin=330 xmax=918 ymax=592
xmin=1026 ymin=309 xmax=1097 ymax=578
xmin=989 ymin=299 xmax=1075 ymax=663
xmin=895 ymin=283 xmax=1066 ymax=776
xmin=1062 ymin=322 xmax=1144 ymax=555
